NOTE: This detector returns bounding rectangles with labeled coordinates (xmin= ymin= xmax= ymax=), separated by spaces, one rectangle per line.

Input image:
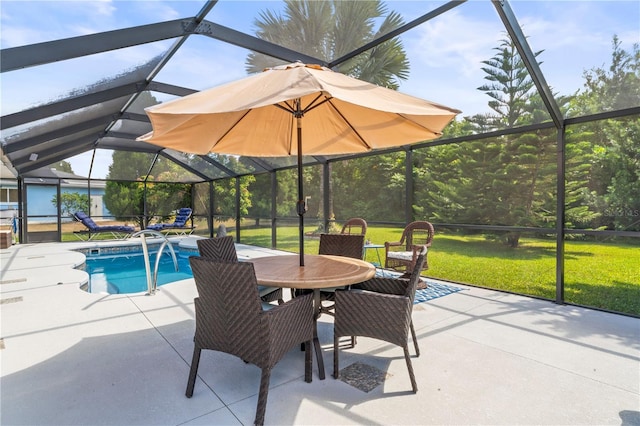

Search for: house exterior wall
xmin=22 ymin=183 xmax=108 ymax=223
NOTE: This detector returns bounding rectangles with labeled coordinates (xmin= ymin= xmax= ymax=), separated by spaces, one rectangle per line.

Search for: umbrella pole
xmin=296 ymin=115 xmax=305 ymax=267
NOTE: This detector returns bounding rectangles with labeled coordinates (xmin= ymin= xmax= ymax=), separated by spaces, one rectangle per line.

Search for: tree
xmin=416 ymin=35 xmax=561 ymax=247
xmin=247 ymin=0 xmax=409 ymax=88
xmin=330 ymin=152 xmax=405 ymax=222
xmin=104 ymin=151 xmax=154 ymax=225
xmin=577 ymin=36 xmax=640 ymax=114
xmin=245 ymin=173 xmax=271 ymax=226
xmin=212 ymin=175 xmax=256 ymax=221
xmin=477 ymin=36 xmax=542 ymax=129
xmin=103 ymin=180 xmax=144 ymax=225
xmin=52 ymin=192 xmax=89 ymax=217
xmin=247 ymin=169 xmax=300 ymax=225
xmin=205 ymin=155 xmax=255 ymax=223
xmin=247 ymin=0 xmax=410 ymax=228
xmin=571 ymin=36 xmax=640 ymax=232
xmin=52 ymin=161 xmax=73 ymax=173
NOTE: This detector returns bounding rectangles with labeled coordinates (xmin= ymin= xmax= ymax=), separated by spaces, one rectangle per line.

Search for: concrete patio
xmin=1 ymin=238 xmax=638 ymax=425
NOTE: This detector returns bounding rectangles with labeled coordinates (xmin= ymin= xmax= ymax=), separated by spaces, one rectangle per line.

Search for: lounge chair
xmin=73 ymin=211 xmax=135 ymax=241
xmin=146 ymin=208 xmax=195 ymax=236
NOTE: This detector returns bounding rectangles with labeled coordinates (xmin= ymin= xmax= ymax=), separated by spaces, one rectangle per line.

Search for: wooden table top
xmin=251 ymin=254 xmax=376 ymax=289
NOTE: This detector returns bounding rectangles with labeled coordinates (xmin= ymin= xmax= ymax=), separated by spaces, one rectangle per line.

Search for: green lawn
xmin=238 ymin=225 xmax=640 ymax=317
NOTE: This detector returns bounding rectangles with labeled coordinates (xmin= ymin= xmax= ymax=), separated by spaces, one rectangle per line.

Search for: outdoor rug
xmin=374 ymin=269 xmax=463 ymax=304
xmin=414 ymin=280 xmax=463 ymax=304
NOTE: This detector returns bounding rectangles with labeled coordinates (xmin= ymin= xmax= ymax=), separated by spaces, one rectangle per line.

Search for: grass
xmin=238 ymin=225 xmax=640 ymax=317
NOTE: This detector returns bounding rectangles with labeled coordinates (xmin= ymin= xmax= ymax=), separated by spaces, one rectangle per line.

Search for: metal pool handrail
xmin=130 ymin=230 xmax=179 ymax=295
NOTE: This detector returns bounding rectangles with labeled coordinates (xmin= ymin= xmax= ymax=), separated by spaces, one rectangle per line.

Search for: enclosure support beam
xmin=235 ymin=178 xmax=241 ymax=243
xmin=209 ymin=182 xmax=215 ymax=238
xmin=56 ymin=183 xmax=62 ymax=242
xmin=555 ymin=126 xmax=566 ymax=304
xmin=405 ymin=148 xmax=413 ymax=224
xmin=271 ymin=172 xmax=277 ymax=249
xmin=330 ymin=0 xmax=467 ymax=68
xmin=323 ymin=162 xmax=330 ymax=233
xmin=1 ymin=19 xmax=191 ymax=72
xmin=17 ymin=178 xmax=24 ymax=244
xmin=17 ymin=143 xmax=96 ymax=175
xmin=493 ymin=0 xmax=563 ymax=128
xmin=1 ymin=83 xmax=139 ymax=130
xmin=196 ymin=20 xmax=323 ymax=67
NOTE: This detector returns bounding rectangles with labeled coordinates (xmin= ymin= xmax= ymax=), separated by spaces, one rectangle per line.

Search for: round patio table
xmin=251 ymin=254 xmax=376 ymax=380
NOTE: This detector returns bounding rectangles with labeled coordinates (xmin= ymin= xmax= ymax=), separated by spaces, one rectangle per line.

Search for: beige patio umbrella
xmin=138 ymin=62 xmax=460 ymax=265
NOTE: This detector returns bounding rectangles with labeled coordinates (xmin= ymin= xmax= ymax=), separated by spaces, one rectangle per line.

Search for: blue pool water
xmin=86 ymin=250 xmax=193 ymax=294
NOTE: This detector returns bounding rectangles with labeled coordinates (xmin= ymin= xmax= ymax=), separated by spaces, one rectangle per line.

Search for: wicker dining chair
xmin=333 ymin=249 xmax=427 ymax=393
xmin=384 ymin=221 xmax=434 ymax=275
xmin=197 ymin=236 xmax=283 ymax=304
xmin=316 ymin=233 xmax=366 ymax=316
xmin=319 ymin=233 xmax=365 ymax=260
xmin=186 ymin=257 xmax=314 ymax=426
xmin=340 ymin=218 xmax=367 ymax=236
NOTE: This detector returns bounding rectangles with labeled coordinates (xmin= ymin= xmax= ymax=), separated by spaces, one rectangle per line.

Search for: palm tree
xmin=246 ymin=0 xmax=410 ymax=228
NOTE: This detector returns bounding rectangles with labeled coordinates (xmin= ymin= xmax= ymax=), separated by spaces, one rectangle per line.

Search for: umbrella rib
xmin=211 ymin=109 xmax=253 ymax=151
xmin=325 ymin=99 xmax=372 ymax=150
xmin=276 ymin=102 xmax=295 ymax=114
xmin=278 ymin=94 xmax=328 ymax=116
xmin=276 ymin=95 xmax=331 ymax=156
xmin=397 ymin=114 xmax=442 ymax=137
xmin=301 ymin=93 xmax=329 ymax=114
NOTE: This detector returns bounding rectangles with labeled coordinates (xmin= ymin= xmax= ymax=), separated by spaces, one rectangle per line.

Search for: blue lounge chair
xmin=146 ymin=208 xmax=195 ymax=236
xmin=73 ymin=211 xmax=135 ymax=241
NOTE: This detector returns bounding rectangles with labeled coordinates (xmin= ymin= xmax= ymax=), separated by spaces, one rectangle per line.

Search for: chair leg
xmin=304 ymin=340 xmax=313 ymax=383
xmin=185 ymin=347 xmax=201 ymax=397
xmin=255 ymin=368 xmax=271 ymax=426
xmin=410 ymin=320 xmax=420 ymax=357
xmin=333 ymin=333 xmax=340 ymax=379
xmin=403 ymin=345 xmax=418 ymax=393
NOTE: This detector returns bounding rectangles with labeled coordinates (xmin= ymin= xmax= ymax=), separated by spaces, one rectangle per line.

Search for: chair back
xmin=188 ymin=257 xmax=265 ymax=357
xmin=74 ymin=211 xmax=99 ymax=231
xmin=340 ymin=218 xmax=367 ymax=236
xmin=401 ymin=221 xmax=434 ymax=250
xmin=172 ymin=208 xmax=192 ymax=227
xmin=197 ymin=235 xmax=237 ymax=262
xmin=405 ymin=248 xmax=427 ymax=305
xmin=319 ymin=233 xmax=365 ymax=259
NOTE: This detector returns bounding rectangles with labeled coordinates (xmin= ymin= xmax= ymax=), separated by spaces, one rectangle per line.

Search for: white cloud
xmin=395 ymin=8 xmax=503 ymax=115
xmin=93 ymin=0 xmax=116 ymax=17
xmin=406 ymin=9 xmax=501 ymax=78
xmin=397 ymin=0 xmax=639 ymax=114
xmin=153 ymin=37 xmax=251 ymax=90
xmin=510 ymin=1 xmax=636 ymax=95
xmin=134 ymin=1 xmax=182 ymax=21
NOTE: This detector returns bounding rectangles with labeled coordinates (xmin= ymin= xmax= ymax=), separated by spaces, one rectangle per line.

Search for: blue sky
xmin=1 ymin=0 xmax=638 ymax=178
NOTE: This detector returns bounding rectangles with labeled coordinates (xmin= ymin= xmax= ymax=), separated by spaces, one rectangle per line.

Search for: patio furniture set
xmin=186 ymin=219 xmax=434 ymax=425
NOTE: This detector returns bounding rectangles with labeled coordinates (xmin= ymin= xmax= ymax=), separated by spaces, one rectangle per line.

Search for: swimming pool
xmin=85 ymin=249 xmax=194 ymax=294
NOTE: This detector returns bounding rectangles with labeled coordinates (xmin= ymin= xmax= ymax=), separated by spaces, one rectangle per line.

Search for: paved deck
xmin=1 ymin=238 xmax=638 ymax=425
